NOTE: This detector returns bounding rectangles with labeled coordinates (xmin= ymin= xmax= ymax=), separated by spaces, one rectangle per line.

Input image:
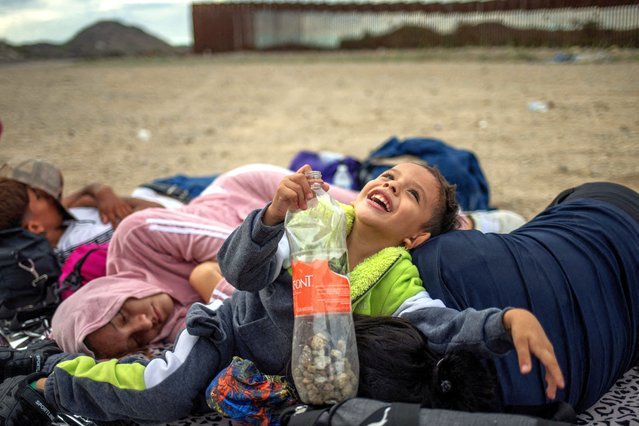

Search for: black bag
xmin=280 ymin=398 xmax=575 ymax=426
xmin=0 ymin=228 xmax=60 ymax=329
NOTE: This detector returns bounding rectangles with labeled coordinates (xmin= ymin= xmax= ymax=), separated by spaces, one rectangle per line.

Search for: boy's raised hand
xmin=502 ymin=308 xmax=565 ymax=400
xmin=263 ymin=165 xmax=329 ymax=226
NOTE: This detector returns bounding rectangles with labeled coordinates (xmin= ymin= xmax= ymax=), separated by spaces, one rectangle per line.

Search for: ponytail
xmin=425 ymin=351 xmax=500 ymax=412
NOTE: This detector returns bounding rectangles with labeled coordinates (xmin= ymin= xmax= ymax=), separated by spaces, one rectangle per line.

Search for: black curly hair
xmin=0 ymin=178 xmax=29 ymax=231
xmin=419 ymin=164 xmax=460 ymax=237
xmin=354 ymin=314 xmax=499 ymax=412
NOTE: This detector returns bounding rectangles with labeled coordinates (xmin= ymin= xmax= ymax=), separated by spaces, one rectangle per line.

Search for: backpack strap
xmin=15 ymin=258 xmax=50 ymax=289
xmin=60 ymin=247 xmax=101 ymax=292
xmin=72 ymin=247 xmax=101 ymax=275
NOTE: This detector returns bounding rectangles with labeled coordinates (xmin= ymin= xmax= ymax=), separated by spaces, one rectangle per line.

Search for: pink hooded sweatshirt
xmin=51 ymin=164 xmax=358 ymax=356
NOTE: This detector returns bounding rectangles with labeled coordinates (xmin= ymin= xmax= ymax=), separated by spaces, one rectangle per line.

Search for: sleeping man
xmin=0 ymin=157 xmax=163 ymax=264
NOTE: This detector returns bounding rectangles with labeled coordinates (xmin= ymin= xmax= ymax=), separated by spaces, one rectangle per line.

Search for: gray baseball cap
xmin=0 ymin=157 xmax=76 ymax=221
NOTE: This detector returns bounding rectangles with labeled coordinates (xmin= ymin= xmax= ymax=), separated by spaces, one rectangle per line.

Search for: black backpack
xmin=0 ymin=228 xmax=61 ymax=330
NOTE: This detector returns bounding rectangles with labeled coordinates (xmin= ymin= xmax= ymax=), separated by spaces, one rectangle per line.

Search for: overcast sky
xmin=0 ymin=0 xmax=193 ymax=46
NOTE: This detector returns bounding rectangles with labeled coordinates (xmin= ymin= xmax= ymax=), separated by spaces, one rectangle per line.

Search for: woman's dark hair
xmin=0 ymin=178 xmax=29 ymax=230
xmin=353 ymin=314 xmax=499 ymax=412
xmin=420 ymin=164 xmax=459 ymax=237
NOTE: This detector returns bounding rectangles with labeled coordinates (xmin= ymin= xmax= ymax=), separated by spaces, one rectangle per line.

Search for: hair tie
xmin=435 ymin=357 xmax=453 ymax=394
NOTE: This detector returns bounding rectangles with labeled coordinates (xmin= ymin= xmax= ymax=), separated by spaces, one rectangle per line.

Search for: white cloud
xmin=0 ymin=0 xmax=192 ymax=45
xmin=96 ymin=0 xmax=191 ymax=12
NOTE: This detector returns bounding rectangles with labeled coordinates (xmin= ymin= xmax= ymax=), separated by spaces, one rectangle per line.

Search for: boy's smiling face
xmin=353 ymin=163 xmax=439 ymax=248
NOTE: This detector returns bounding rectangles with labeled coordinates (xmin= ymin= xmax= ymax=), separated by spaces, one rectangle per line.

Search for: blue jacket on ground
xmin=362 ymin=136 xmax=492 ymax=211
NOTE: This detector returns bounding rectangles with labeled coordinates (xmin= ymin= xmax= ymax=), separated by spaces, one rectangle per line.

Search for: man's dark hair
xmin=421 ymin=164 xmax=459 ymax=237
xmin=354 ymin=314 xmax=499 ymax=412
xmin=0 ymin=177 xmax=29 ymax=230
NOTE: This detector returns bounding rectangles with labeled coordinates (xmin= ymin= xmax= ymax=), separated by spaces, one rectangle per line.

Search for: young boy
xmin=221 ymin=162 xmax=562 ymax=393
xmin=0 ymin=157 xmax=163 ymax=263
xmin=0 ymin=164 xmax=562 ymax=425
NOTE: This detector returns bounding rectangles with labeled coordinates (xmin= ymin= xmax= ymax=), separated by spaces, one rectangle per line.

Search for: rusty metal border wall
xmin=192 ymin=1 xmax=639 ymax=52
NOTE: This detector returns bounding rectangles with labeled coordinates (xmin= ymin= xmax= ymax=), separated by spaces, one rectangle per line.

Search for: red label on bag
xmin=292 ymin=259 xmax=351 ymax=316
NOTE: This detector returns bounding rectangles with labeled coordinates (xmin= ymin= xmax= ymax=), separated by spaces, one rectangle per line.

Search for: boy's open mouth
xmin=368 ymin=191 xmax=391 ymax=212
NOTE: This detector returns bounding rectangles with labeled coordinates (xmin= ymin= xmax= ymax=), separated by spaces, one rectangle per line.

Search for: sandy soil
xmin=1 ymin=48 xmax=638 ymax=219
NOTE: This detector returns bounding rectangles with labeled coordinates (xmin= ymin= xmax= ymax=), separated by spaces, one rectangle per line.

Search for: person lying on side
xmin=44 ymin=160 xmax=524 ymax=359
xmin=0 ymin=157 xmax=163 ymax=263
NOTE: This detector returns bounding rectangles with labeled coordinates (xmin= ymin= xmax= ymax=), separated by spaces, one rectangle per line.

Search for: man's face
xmin=352 ymin=163 xmax=440 ymax=248
xmin=85 ymin=293 xmax=175 ymax=358
xmin=22 ymin=188 xmax=64 ymax=246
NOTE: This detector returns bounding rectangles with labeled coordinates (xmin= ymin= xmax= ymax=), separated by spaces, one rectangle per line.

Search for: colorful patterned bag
xmin=206 ymin=356 xmax=297 ymax=426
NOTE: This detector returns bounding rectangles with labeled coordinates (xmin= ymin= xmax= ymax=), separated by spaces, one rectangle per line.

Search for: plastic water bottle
xmin=528 ymin=101 xmax=550 ymax=113
xmin=285 ymin=170 xmax=359 ymax=405
xmin=332 ymin=164 xmax=354 ymax=190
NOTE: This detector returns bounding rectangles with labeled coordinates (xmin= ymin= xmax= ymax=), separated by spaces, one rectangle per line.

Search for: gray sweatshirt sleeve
xmin=401 ymin=306 xmax=514 ymax=357
xmin=44 ymin=322 xmax=231 ymax=423
xmin=218 ymin=206 xmax=287 ymax=292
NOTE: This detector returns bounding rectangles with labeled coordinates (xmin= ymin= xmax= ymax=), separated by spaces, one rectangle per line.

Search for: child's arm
xmin=219 ymin=165 xmax=327 ymax=292
xmin=262 ymin=164 xmax=329 ymax=226
xmin=401 ymin=306 xmax=512 ymax=356
xmin=189 ymin=260 xmax=224 ymax=302
xmin=402 ymin=306 xmax=564 ymax=400
xmin=503 ymin=308 xmax=565 ymax=400
xmin=217 ymin=207 xmax=288 ymax=292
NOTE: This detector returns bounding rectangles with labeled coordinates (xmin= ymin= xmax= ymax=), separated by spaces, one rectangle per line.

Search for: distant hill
xmin=66 ymin=21 xmax=176 ymax=57
xmin=17 ymin=42 xmax=66 ymax=59
xmin=0 ymin=41 xmax=21 ymax=62
xmin=3 ymin=20 xmax=181 ymax=61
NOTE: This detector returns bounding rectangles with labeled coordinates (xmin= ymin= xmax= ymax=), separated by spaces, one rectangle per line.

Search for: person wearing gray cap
xmin=0 ymin=157 xmax=163 ymax=264
xmin=0 ymin=157 xmax=76 ymax=222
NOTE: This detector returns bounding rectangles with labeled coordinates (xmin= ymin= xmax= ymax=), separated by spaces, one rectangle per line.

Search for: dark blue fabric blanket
xmin=412 ymin=199 xmax=639 ymax=412
xmin=362 ymin=137 xmax=491 ymax=211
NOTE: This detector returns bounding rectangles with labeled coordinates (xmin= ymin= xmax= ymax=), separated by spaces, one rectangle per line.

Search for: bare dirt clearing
xmin=1 ymin=48 xmax=637 ymax=219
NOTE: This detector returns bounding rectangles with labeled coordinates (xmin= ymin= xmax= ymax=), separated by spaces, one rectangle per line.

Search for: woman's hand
xmin=262 ymin=164 xmax=328 ymax=226
xmin=503 ymin=308 xmax=565 ymax=400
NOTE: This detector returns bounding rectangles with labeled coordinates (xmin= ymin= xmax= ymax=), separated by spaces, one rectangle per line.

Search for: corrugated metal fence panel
xmin=192 ymin=1 xmax=639 ymax=52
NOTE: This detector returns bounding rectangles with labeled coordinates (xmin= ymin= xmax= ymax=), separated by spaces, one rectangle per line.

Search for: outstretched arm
xmin=503 ymin=308 xmax=565 ymax=400
xmin=402 ymin=306 xmax=564 ymax=400
xmin=63 ymin=183 xmax=163 ymax=227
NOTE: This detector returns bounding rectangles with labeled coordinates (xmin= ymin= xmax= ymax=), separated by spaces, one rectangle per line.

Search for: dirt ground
xmin=1 ymin=48 xmax=637 ymax=220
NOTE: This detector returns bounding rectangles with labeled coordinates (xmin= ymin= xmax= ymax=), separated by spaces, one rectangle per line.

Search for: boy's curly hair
xmin=0 ymin=178 xmax=29 ymax=231
xmin=420 ymin=164 xmax=459 ymax=237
